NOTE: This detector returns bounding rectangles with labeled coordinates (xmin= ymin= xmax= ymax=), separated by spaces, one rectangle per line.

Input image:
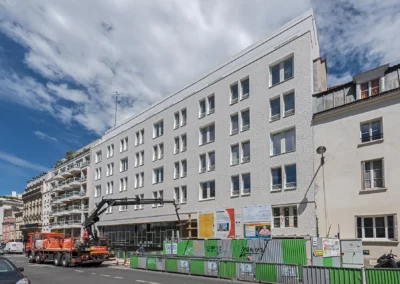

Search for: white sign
xmin=242 ymin=204 xmax=272 ymax=223
xmin=208 ymin=261 xmax=218 ymax=272
xmin=312 ymin=237 xmax=318 ymax=247
xmin=164 ymin=243 xmax=177 ymax=255
xmin=322 ymin=238 xmax=340 ymax=257
xmin=235 ymin=214 xmax=243 ymax=238
xmin=240 ymin=263 xmax=253 ymax=274
xmin=281 ymin=265 xmax=298 ymax=277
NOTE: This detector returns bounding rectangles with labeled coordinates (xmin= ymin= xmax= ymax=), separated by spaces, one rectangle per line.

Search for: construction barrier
xmin=365 ymin=268 xmax=400 ymax=284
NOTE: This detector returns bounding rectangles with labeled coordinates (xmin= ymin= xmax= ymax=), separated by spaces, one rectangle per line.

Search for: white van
xmin=4 ymin=242 xmax=24 ymax=254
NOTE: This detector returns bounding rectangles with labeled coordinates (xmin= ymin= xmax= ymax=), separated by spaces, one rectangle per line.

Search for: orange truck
xmin=25 ymin=232 xmax=109 ymax=267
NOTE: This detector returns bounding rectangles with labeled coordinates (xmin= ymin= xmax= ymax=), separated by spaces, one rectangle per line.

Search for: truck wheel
xmin=54 ymin=253 xmax=61 ymax=266
xmin=28 ymin=252 xmax=36 ymax=263
xmin=35 ymin=252 xmax=43 ymax=264
xmin=61 ymin=254 xmax=70 ymax=267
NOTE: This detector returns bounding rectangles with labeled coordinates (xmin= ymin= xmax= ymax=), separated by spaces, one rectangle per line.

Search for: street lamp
xmin=316 ymin=146 xmax=326 ymax=165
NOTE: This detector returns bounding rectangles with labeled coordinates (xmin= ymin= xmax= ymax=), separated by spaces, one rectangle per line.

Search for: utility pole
xmin=114 ymin=92 xmax=119 ymax=127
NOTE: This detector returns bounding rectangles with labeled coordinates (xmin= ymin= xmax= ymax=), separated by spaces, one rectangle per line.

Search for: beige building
xmin=15 ymin=211 xmax=23 ymax=241
xmin=0 ymin=192 xmax=23 ymax=241
xmin=313 ymin=63 xmax=400 ymax=266
xmin=21 ymin=173 xmax=46 ymax=237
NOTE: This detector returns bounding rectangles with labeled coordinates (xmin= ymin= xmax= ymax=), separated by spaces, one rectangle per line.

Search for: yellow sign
xmin=313 ymin=249 xmax=324 ymax=257
xmin=198 ymin=212 xmax=214 ymax=238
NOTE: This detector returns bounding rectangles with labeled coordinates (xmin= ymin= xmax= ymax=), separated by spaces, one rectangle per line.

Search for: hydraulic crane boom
xmin=83 ymin=197 xmax=180 ymax=241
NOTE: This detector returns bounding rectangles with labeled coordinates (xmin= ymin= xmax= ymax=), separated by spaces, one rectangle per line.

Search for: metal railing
xmin=361 ymin=133 xmax=383 ymax=143
xmin=242 ymin=124 xmax=250 ymax=131
xmin=199 ymin=112 xmax=206 ymax=118
xmin=241 ymin=92 xmax=250 ymax=100
xmin=208 ymin=165 xmax=215 ymax=172
xmin=270 ymin=113 xmax=280 ymax=122
xmin=284 ymin=109 xmax=295 ymax=117
xmin=285 ymin=182 xmax=297 ymax=188
xmin=208 ymin=108 xmax=215 ymax=114
xmin=80 ymin=161 xmax=90 ymax=168
xmin=231 ymin=98 xmax=238 ymax=104
xmin=231 ymin=128 xmax=239 ymax=135
xmin=181 ymin=172 xmax=187 ymax=178
xmin=272 ymin=184 xmax=282 ymax=190
xmin=181 ymin=146 xmax=187 ymax=152
xmin=200 ymin=167 xmax=206 ymax=173
xmin=242 ymin=156 xmax=250 ymax=163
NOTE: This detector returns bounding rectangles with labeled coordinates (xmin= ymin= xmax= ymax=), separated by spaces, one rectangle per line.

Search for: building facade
xmin=15 ymin=211 xmax=23 ymax=241
xmin=313 ymin=63 xmax=400 ymax=266
xmin=0 ymin=192 xmax=23 ymax=241
xmin=47 ymin=147 xmax=92 ymax=237
xmin=91 ymin=10 xmax=323 ymax=249
xmin=21 ymin=174 xmax=46 ymax=237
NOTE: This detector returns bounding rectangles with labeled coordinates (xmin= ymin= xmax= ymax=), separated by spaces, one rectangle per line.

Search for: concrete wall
xmin=90 ymin=11 xmax=320 ymax=238
xmin=313 ymin=89 xmax=400 ymax=266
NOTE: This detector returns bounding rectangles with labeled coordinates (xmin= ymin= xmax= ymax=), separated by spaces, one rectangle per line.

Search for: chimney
xmin=11 ymin=191 xmax=16 ymax=197
xmin=313 ymin=57 xmax=327 ymax=93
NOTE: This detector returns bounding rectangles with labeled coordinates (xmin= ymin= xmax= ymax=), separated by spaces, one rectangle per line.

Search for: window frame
xmin=231 ymin=175 xmax=240 ymax=197
xmin=273 ymin=206 xmax=298 ymax=228
xmin=230 ymin=82 xmax=239 ymax=105
xmin=283 ymin=91 xmax=295 ymax=117
xmin=271 ymin=167 xmax=283 ymax=191
xmin=174 ymin=162 xmax=180 ymax=179
xmin=362 ymin=158 xmax=385 ymax=190
xmin=208 ymin=151 xmax=215 ymax=172
xmin=199 ymin=180 xmax=216 ymax=201
xmin=95 ymin=151 xmax=102 ymax=163
xmin=153 ymin=120 xmax=164 ymax=138
xmin=356 ymin=215 xmax=396 ymax=240
xmin=181 ymin=159 xmax=187 ymax=177
xmin=360 ymin=118 xmax=383 ymax=143
xmin=241 ymin=141 xmax=250 ymax=164
xmin=269 ymin=55 xmax=294 ymax=87
xmin=241 ymin=109 xmax=250 ymax=132
xmin=240 ymin=77 xmax=250 ymax=100
xmin=199 ymin=99 xmax=206 ymax=118
xmin=231 ymin=144 xmax=239 ymax=166
xmin=208 ymin=94 xmax=215 ymax=114
xmin=120 ymin=157 xmax=128 ymax=172
xmin=242 ymin=173 xmax=251 ymax=195
xmin=270 ymin=127 xmax=296 ymax=156
xmin=230 ymin=113 xmax=239 ymax=135
xmin=174 ymin=112 xmax=180 ymax=129
xmin=270 ymin=96 xmax=281 ymax=122
xmin=95 ymin=185 xmax=101 ymax=198
xmin=181 ymin=108 xmax=187 ymax=126
xmin=153 ymin=167 xmax=164 ymax=184
xmin=199 ymin=123 xmax=215 ymax=145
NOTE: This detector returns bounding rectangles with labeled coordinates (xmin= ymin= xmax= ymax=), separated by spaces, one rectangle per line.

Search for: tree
xmin=65 ymin=150 xmax=75 ymax=160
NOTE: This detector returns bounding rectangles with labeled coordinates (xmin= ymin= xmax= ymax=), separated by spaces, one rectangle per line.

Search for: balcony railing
xmin=232 ymin=190 xmax=240 ymax=196
xmin=208 ymin=165 xmax=215 ymax=172
xmin=242 ymin=156 xmax=250 ymax=163
xmin=284 ymin=108 xmax=295 ymax=117
xmin=174 ymin=173 xmax=180 ymax=179
xmin=181 ymin=172 xmax=187 ymax=178
xmin=242 ymin=187 xmax=251 ymax=194
xmin=199 ymin=112 xmax=206 ymax=118
xmin=181 ymin=120 xmax=187 ymax=126
xmin=200 ymin=167 xmax=206 ymax=173
xmin=241 ymin=124 xmax=250 ymax=132
xmin=231 ymin=158 xmax=239 ymax=166
xmin=272 ymin=184 xmax=282 ymax=190
xmin=181 ymin=146 xmax=187 ymax=152
xmin=231 ymin=128 xmax=239 ymax=135
xmin=80 ymin=161 xmax=90 ymax=168
xmin=285 ymin=182 xmax=297 ymax=188
xmin=241 ymin=93 xmax=250 ymax=100
xmin=208 ymin=108 xmax=215 ymax=115
xmin=231 ymin=98 xmax=238 ymax=105
xmin=82 ymin=205 xmax=89 ymax=211
xmin=270 ymin=113 xmax=280 ymax=122
xmin=361 ymin=133 xmax=384 ymax=143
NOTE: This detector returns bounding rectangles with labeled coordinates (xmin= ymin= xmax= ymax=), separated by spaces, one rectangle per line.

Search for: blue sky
xmin=0 ymin=0 xmax=400 ymax=195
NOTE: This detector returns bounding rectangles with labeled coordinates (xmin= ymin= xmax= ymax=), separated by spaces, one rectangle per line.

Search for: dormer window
xmin=361 ymin=78 xmax=380 ymax=99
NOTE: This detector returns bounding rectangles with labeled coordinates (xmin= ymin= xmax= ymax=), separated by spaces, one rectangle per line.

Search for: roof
xmin=313 ymin=81 xmax=352 ymax=97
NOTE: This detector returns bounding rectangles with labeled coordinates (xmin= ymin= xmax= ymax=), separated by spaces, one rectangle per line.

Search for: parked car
xmin=4 ymin=242 xmax=24 ymax=254
xmin=0 ymin=257 xmax=29 ymax=283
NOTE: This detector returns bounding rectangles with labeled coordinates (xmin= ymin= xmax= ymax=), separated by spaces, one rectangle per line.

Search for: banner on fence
xmin=243 ymin=222 xmax=272 ymax=239
xmin=235 ymin=213 xmax=243 ymax=238
xmin=322 ymin=238 xmax=340 ymax=257
xmin=240 ymin=263 xmax=253 ymax=273
xmin=164 ymin=242 xmax=177 ymax=255
xmin=242 ymin=204 xmax=272 ymax=223
xmin=198 ymin=211 xmax=214 ymax=238
xmin=281 ymin=265 xmax=298 ymax=277
xmin=215 ymin=208 xmax=235 ymax=238
xmin=208 ymin=261 xmax=218 ymax=272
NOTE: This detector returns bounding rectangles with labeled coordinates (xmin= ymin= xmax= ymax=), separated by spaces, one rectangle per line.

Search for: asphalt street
xmin=4 ymin=254 xmax=235 ymax=284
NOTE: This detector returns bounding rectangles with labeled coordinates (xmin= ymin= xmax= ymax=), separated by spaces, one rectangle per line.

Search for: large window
xmin=284 ymin=92 xmax=295 ymax=117
xmin=363 ymin=159 xmax=384 ymax=189
xmin=200 ymin=180 xmax=215 ymax=200
xmin=231 ymin=114 xmax=239 ymax=135
xmin=242 ymin=141 xmax=250 ymax=163
xmin=200 ymin=124 xmax=215 ymax=145
xmin=273 ymin=206 xmax=298 ymax=228
xmin=270 ymin=97 xmax=281 ymax=121
xmin=271 ymin=164 xmax=297 ymax=190
xmin=270 ymin=56 xmax=293 ymax=86
xmin=241 ymin=109 xmax=250 ymax=132
xmin=357 ymin=215 xmax=395 ymax=239
xmin=153 ymin=121 xmax=164 ymax=138
xmin=231 ymin=175 xmax=240 ymax=196
xmin=95 ymin=185 xmax=101 ymax=198
xmin=360 ymin=119 xmax=383 ymax=142
xmin=241 ymin=78 xmax=250 ymax=100
xmin=231 ymin=144 xmax=239 ymax=166
xmin=231 ymin=83 xmax=239 ymax=104
xmin=120 ymin=158 xmax=128 ymax=172
xmin=271 ymin=128 xmax=296 ymax=155
xmin=153 ymin=167 xmax=164 ymax=184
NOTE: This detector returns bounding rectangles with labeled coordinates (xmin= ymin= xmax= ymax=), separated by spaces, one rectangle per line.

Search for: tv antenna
xmin=114 ymin=92 xmax=119 ymax=127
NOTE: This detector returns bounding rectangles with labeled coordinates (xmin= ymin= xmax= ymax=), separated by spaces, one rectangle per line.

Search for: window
xmin=140 ymin=129 xmax=144 ymax=144
xmin=231 ymin=114 xmax=239 ymax=135
xmin=273 ymin=206 xmax=298 ymax=228
xmin=154 ymin=121 xmax=164 ymax=138
xmin=231 ymin=175 xmax=240 ymax=196
xmin=174 ymin=112 xmax=180 ymax=129
xmin=242 ymin=173 xmax=251 ymax=195
xmin=119 ymin=177 xmax=127 ymax=192
xmin=153 ymin=146 xmax=158 ymax=161
xmin=241 ymin=78 xmax=250 ymax=100
xmin=199 ymin=100 xmax=206 ymax=118
xmin=139 ymin=194 xmax=144 ymax=209
xmin=284 ymin=92 xmax=295 ymax=117
xmin=285 ymin=164 xmax=297 ymax=189
xmin=363 ymin=159 xmax=384 ymax=189
xmin=140 ymin=151 xmax=144 ymax=166
xmin=231 ymin=83 xmax=239 ymax=104
xmin=135 ymin=152 xmax=140 ymax=167
xmin=241 ymin=109 xmax=250 ymax=131
xmin=181 ymin=186 xmax=187 ymax=203
xmin=119 ymin=205 xmax=127 ymax=212
xmin=208 ymin=95 xmax=215 ymax=114
xmin=95 ymin=185 xmax=101 ymax=198
xmin=357 ymin=215 xmax=395 ymax=239
xmin=107 ymin=144 xmax=114 ymax=158
xmin=181 ymin=109 xmax=187 ymax=126
xmin=153 ymin=167 xmax=164 ymax=184
xmin=242 ymin=141 xmax=250 ymax=163
xmin=181 ymin=160 xmax=187 ymax=177
xmin=153 ymin=143 xmax=163 ymax=161
xmin=181 ymin=134 xmax=187 ymax=152
xmin=270 ymin=56 xmax=293 ymax=86
xmin=134 ymin=195 xmax=139 ymax=210
xmin=152 ymin=191 xmax=163 ymax=207
xmin=199 ymin=154 xmax=206 ymax=173
xmin=95 ymin=168 xmax=102 ymax=180
xmin=95 ymin=151 xmax=102 ymax=163
xmin=135 ymin=173 xmax=139 ymax=189
xmin=120 ymin=158 xmax=128 ymax=172
xmin=208 ymin=152 xmax=215 ymax=172
xmin=200 ymin=124 xmax=215 ymax=145
xmin=174 ymin=162 xmax=180 ymax=179
xmin=174 ymin=137 xmax=180 ymax=154
xmin=120 ymin=137 xmax=128 ymax=152
xmin=174 ymin=187 xmax=180 ymax=202
xmin=140 ymin=172 xmax=144 ymax=187
xmin=231 ymin=144 xmax=239 ymax=165
xmin=270 ymin=97 xmax=281 ymax=121
xmin=106 ymin=181 xmax=113 ymax=195
xmin=271 ymin=128 xmax=296 ymax=155
xmin=200 ymin=180 xmax=215 ymax=200
xmin=271 ymin=167 xmax=282 ymax=191
xmin=106 ymin=163 xmax=111 ymax=176
xmin=361 ymin=120 xmax=383 ymax=142
xmin=361 ymin=78 xmax=380 ymax=99
xmin=159 ymin=143 xmax=164 ymax=159
xmin=135 ymin=131 xmax=140 ymax=146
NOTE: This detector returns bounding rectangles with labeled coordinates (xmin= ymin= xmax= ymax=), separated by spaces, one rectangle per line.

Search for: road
xmin=4 ymin=254 xmax=234 ymax=284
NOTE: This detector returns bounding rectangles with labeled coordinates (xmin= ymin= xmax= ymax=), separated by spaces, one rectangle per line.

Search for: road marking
xmin=100 ymin=274 xmax=111 ymax=277
xmin=136 ymin=281 xmax=146 ymax=283
xmin=114 ymin=276 xmax=124 ymax=279
xmin=91 ymin=272 xmax=96 ymax=274
xmin=74 ymin=270 xmax=84 ymax=273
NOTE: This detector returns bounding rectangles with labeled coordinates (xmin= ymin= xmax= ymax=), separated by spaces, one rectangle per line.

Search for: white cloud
xmin=0 ymin=0 xmax=399 ymax=134
xmin=0 ymin=151 xmax=48 ymax=172
xmin=34 ymin=130 xmax=58 ymax=142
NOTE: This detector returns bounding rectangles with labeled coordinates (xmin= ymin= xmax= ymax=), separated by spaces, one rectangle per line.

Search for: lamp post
xmin=316 ymin=146 xmax=329 ymax=236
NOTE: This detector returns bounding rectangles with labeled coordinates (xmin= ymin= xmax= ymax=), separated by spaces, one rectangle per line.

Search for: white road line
xmin=100 ymin=274 xmax=111 ymax=277
xmin=74 ymin=270 xmax=84 ymax=273
xmin=114 ymin=276 xmax=124 ymax=279
xmin=91 ymin=272 xmax=96 ymax=274
xmin=135 ymin=281 xmax=146 ymax=283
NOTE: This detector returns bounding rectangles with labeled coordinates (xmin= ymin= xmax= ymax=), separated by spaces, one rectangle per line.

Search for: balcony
xmin=68 ymin=177 xmax=81 ymax=188
xmin=80 ymin=191 xmax=88 ymax=198
xmin=59 ymin=180 xmax=72 ymax=190
xmin=68 ymin=220 xmax=82 ymax=228
xmin=61 ymin=167 xmax=70 ymax=178
xmin=241 ymin=124 xmax=250 ymax=132
xmin=68 ymin=163 xmax=81 ymax=175
xmin=69 ymin=191 xmax=82 ymax=201
xmin=53 ymin=183 xmax=64 ymax=193
xmin=67 ymin=205 xmax=82 ymax=214
xmin=82 ymin=205 xmax=89 ymax=212
xmin=80 ymin=161 xmax=90 ymax=169
xmin=242 ymin=156 xmax=250 ymax=164
xmin=53 ymin=169 xmax=66 ymax=181
xmin=80 ymin=176 xmax=88 ymax=184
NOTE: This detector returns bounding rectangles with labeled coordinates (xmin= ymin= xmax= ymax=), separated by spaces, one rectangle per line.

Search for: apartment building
xmin=21 ymin=174 xmax=46 ymax=238
xmin=313 ymin=63 xmax=400 ymax=266
xmin=0 ymin=192 xmax=23 ymax=240
xmin=91 ymin=10 xmax=323 ymax=249
xmin=47 ymin=147 xmax=91 ymax=237
xmin=15 ymin=211 xmax=23 ymax=241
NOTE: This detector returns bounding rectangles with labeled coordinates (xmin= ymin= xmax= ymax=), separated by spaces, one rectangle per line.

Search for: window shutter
xmin=361 ymin=161 xmax=365 ymax=190
xmin=380 ymin=77 xmax=385 ymax=92
xmin=394 ymin=215 xmax=398 ymax=241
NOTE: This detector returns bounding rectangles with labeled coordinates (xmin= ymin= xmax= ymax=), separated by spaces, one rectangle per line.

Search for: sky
xmin=0 ymin=0 xmax=400 ymax=195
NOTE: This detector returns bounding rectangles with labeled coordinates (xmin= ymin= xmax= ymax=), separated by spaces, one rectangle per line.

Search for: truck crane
xmin=25 ymin=197 xmax=180 ymax=267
